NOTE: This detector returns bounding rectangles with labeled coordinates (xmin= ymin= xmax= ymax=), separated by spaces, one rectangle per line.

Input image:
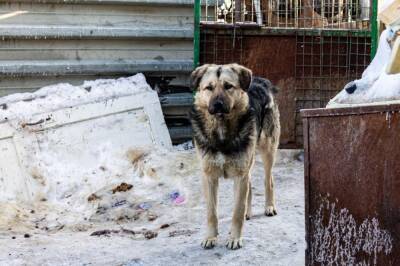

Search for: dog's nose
xmin=208 ymin=100 xmax=225 ymax=115
xmin=213 ymin=101 xmax=224 ymax=112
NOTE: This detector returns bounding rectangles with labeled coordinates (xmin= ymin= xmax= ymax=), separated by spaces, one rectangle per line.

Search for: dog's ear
xmin=230 ymin=64 xmax=252 ymax=91
xmin=190 ymin=64 xmax=211 ymax=91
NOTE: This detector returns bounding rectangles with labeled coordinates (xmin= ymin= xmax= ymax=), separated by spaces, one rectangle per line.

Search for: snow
xmin=0 ymin=76 xmax=305 ymax=265
xmin=327 ymin=29 xmax=400 ymax=107
xmin=0 ymin=147 xmax=305 ymax=265
xmin=0 ymin=73 xmax=152 ymax=123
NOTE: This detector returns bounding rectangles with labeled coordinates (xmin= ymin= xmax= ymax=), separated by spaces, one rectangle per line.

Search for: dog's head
xmin=191 ymin=64 xmax=252 ymax=119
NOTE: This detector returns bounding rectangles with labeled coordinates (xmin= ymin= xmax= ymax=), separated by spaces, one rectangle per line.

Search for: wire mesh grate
xmin=202 ymin=0 xmax=371 ymax=29
xmin=294 ymin=31 xmax=371 ymax=143
xmin=200 ymin=0 xmax=373 ymax=147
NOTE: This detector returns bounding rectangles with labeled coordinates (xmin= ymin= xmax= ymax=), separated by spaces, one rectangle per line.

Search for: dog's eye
xmin=224 ymin=83 xmax=233 ymax=90
xmin=205 ymin=85 xmax=213 ymax=91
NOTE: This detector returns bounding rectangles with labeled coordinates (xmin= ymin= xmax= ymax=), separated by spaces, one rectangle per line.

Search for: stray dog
xmin=189 ymin=64 xmax=280 ymax=250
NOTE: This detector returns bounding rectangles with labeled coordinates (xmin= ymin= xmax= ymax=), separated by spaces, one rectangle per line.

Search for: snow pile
xmin=0 ymin=74 xmax=186 ymax=232
xmin=0 ymin=73 xmax=151 ymax=123
xmin=327 ymin=29 xmax=400 ymax=107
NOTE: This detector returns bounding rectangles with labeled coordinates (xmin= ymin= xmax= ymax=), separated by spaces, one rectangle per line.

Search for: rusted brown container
xmin=301 ymin=104 xmax=400 ymax=265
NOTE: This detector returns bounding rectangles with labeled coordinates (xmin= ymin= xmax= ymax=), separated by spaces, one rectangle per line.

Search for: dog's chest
xmin=208 ymin=152 xmax=227 ymax=167
xmin=203 ymin=151 xmax=251 ymax=177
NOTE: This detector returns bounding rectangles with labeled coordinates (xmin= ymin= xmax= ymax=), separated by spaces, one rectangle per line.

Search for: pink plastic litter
xmin=174 ymin=195 xmax=185 ymax=205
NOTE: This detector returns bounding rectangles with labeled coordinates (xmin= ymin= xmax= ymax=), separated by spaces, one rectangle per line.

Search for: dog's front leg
xmin=201 ymin=174 xmax=219 ymax=249
xmin=227 ymin=175 xmax=249 ymax=250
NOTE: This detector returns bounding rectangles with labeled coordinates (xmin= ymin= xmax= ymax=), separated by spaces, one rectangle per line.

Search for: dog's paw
xmin=245 ymin=209 xmax=252 ymax=220
xmin=245 ymin=214 xmax=251 ymax=220
xmin=265 ymin=205 xmax=277 ymax=216
xmin=201 ymin=237 xmax=217 ymax=249
xmin=226 ymin=238 xmax=243 ymax=250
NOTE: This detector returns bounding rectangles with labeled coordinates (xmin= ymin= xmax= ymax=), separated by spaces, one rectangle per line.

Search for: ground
xmin=0 ymin=149 xmax=304 ymax=266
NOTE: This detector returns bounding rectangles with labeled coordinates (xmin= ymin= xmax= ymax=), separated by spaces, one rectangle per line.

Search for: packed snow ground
xmin=0 ymin=74 xmax=304 ymax=265
xmin=0 ymin=147 xmax=305 ymax=266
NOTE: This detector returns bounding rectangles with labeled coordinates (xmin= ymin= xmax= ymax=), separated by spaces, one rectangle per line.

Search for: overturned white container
xmin=0 ymin=74 xmax=171 ymax=204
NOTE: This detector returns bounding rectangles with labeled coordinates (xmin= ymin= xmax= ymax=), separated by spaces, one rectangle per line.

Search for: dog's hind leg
xmin=263 ymin=154 xmax=277 ymax=216
xmin=226 ymin=175 xmax=250 ymax=250
xmin=201 ymin=173 xmax=219 ymax=249
xmin=246 ymin=158 xmax=255 ymax=220
xmin=245 ymin=181 xmax=252 ymax=220
xmin=259 ymin=135 xmax=278 ymax=217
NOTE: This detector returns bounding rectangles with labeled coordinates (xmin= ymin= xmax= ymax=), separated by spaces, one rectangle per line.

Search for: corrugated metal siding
xmin=0 ymin=0 xmax=194 ymax=96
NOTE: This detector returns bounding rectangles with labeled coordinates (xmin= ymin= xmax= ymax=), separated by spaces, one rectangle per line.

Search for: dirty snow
xmin=0 ymin=74 xmax=305 ymax=265
xmin=0 ymin=146 xmax=305 ymax=266
xmin=328 ymin=29 xmax=400 ymax=107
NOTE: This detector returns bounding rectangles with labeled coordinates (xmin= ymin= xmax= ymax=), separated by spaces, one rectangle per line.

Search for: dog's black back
xmin=248 ymin=77 xmax=278 ymax=137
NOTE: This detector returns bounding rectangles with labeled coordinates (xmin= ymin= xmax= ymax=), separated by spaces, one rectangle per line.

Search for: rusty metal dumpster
xmin=301 ymin=104 xmax=400 ymax=265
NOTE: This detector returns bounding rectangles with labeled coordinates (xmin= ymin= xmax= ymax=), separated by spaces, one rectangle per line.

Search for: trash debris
xmin=90 ymin=228 xmax=157 ymax=240
xmin=112 ymin=183 xmax=133 ymax=194
xmin=143 ymin=230 xmax=158 ymax=240
xmin=295 ymin=151 xmax=304 ymax=162
xmin=147 ymin=213 xmax=158 ymax=222
xmin=169 ymin=191 xmax=186 ymax=205
xmin=169 ymin=191 xmax=180 ymax=200
xmin=90 ymin=229 xmax=118 ymax=237
xmin=160 ymin=224 xmax=170 ymax=229
xmin=174 ymin=141 xmax=194 ymax=151
xmin=112 ymin=200 xmax=127 ymax=208
xmin=137 ymin=202 xmax=152 ymax=210
xmin=120 ymin=228 xmax=136 ymax=236
xmin=168 ymin=230 xmax=195 ymax=237
xmin=126 ymin=149 xmax=148 ymax=166
xmin=87 ymin=193 xmax=101 ymax=202
xmin=174 ymin=196 xmax=185 ymax=205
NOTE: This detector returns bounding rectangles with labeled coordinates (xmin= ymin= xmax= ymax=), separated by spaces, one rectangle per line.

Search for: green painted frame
xmin=371 ymin=0 xmax=378 ymax=58
xmin=194 ymin=0 xmax=201 ymax=68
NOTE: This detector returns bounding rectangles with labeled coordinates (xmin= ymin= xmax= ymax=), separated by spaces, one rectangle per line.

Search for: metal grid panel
xmin=200 ymin=0 xmax=373 ymax=147
xmin=200 ymin=29 xmax=244 ymax=64
xmin=294 ymin=31 xmax=371 ymax=144
xmin=201 ymin=0 xmax=371 ymax=29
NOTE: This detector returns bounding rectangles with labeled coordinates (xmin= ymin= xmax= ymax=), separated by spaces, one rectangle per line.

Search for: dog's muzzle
xmin=208 ymin=99 xmax=229 ymax=118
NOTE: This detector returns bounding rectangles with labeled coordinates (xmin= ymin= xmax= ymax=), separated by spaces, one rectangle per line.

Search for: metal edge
xmin=0 ymin=0 xmax=196 ymax=6
xmin=0 ymin=60 xmax=194 ymax=76
xmin=370 ymin=0 xmax=379 ymax=58
xmin=300 ymin=104 xmax=400 ymax=118
xmin=200 ymin=25 xmax=371 ymax=37
xmin=0 ymin=26 xmax=194 ymax=40
xmin=303 ymin=116 xmax=311 ymax=266
xmin=194 ymin=0 xmax=201 ymax=68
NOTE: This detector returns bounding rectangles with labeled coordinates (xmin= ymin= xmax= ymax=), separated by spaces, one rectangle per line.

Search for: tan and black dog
xmin=189 ymin=63 xmax=280 ymax=250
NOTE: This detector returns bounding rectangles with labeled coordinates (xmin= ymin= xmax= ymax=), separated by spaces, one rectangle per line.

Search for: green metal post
xmin=194 ymin=0 xmax=201 ymax=68
xmin=370 ymin=0 xmax=378 ymax=59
